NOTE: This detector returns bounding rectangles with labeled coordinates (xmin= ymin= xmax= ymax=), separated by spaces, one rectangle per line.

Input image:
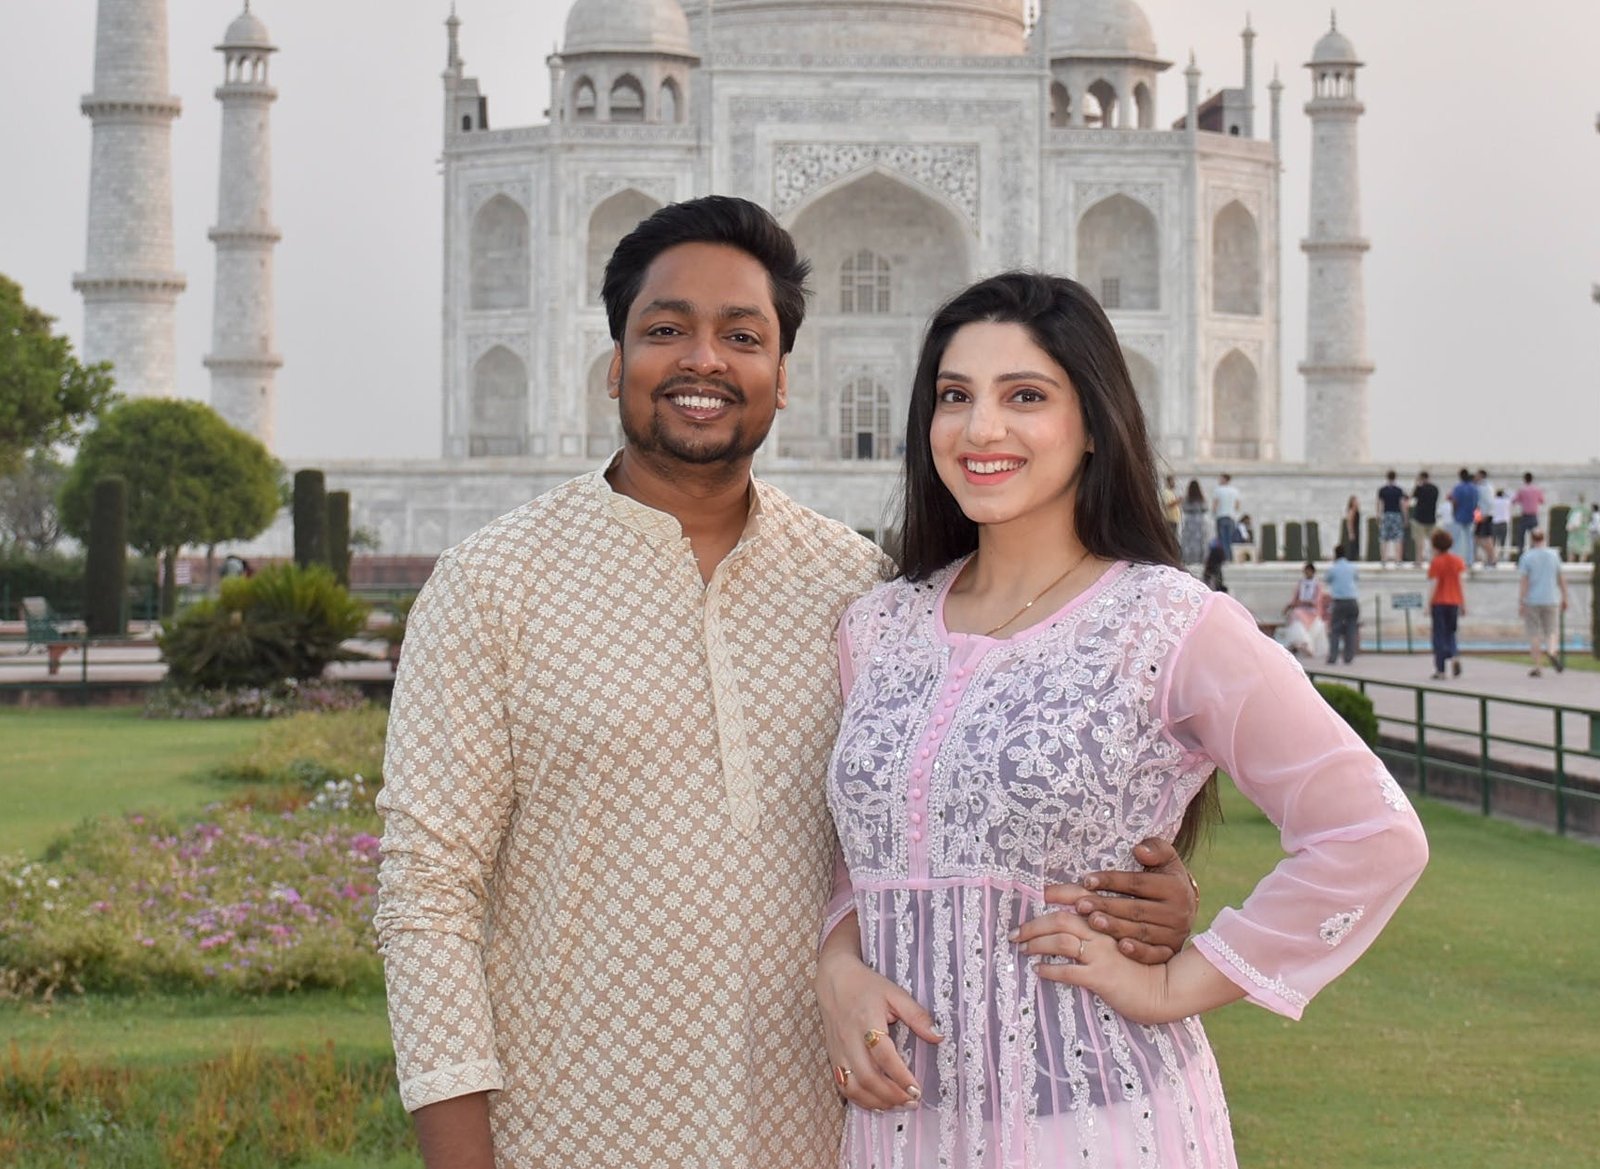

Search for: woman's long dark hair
xmin=892 ymin=271 xmax=1217 ymax=858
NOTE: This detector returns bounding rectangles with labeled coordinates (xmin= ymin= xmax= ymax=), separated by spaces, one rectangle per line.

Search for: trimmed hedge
xmin=1316 ymin=681 xmax=1379 ymax=746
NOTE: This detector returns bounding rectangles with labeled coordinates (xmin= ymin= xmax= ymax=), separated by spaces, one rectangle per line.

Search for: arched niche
xmin=470 ymin=346 xmax=527 ymax=457
xmin=1086 ymin=79 xmax=1118 ymax=128
xmin=585 ymin=351 xmax=620 ymax=458
xmin=659 ymin=78 xmax=681 ymax=124
xmin=1212 ymin=201 xmax=1261 ymax=315
xmin=1212 ymin=349 xmax=1259 ymax=460
xmin=586 ymin=188 xmax=664 ymax=303
xmin=469 ymin=195 xmax=530 ymax=311
xmin=609 ymin=76 xmax=645 ymax=123
xmin=1077 ymin=194 xmax=1160 ymax=311
xmin=573 ymin=76 xmax=597 ymax=121
xmin=786 ymin=171 xmax=973 ymax=460
xmin=1122 ymin=348 xmax=1160 ymax=443
xmin=1133 ymin=82 xmax=1153 ymax=129
xmin=1050 ymin=82 xmax=1070 ymax=128
xmin=837 ymin=376 xmax=893 ymax=460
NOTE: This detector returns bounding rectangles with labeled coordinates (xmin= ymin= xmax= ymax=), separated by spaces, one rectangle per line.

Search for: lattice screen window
xmin=1101 ymin=277 xmax=1122 ymax=309
xmin=840 ymin=250 xmax=892 ymax=314
xmin=837 ymin=377 xmax=892 ymax=460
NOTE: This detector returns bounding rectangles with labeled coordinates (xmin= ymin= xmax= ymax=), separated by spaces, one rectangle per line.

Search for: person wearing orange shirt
xmin=1426 ymin=529 xmax=1467 ymax=679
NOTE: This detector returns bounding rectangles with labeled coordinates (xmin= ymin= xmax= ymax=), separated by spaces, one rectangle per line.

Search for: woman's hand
xmin=1011 ymin=913 xmax=1245 ymax=1026
xmin=815 ymin=920 xmax=941 ymax=1112
xmin=1038 ymin=838 xmax=1199 ymax=963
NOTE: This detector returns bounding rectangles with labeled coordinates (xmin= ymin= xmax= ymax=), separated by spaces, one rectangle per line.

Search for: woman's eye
xmin=936 ymin=387 xmax=968 ymax=403
xmin=1013 ymin=388 xmax=1045 ymax=403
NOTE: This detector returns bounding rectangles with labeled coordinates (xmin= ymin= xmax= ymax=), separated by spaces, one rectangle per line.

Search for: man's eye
xmin=728 ymin=331 xmax=758 ymax=345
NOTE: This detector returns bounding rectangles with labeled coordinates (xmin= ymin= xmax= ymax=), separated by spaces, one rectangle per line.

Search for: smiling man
xmin=375 ymin=197 xmax=1197 ymax=1169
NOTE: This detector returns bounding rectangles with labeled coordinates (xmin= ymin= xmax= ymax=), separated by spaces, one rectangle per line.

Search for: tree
xmin=293 ymin=468 xmax=326 ymax=569
xmin=84 ymin=475 xmax=127 ymax=635
xmin=0 ymin=449 xmax=67 ymax=554
xmin=0 ymin=274 xmax=117 ymax=473
xmin=59 ymin=399 xmax=282 ymax=616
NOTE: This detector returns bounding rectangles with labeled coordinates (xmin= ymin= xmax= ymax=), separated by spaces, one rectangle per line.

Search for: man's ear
xmin=607 ymin=344 xmax=623 ymax=400
xmin=775 ymin=355 xmax=789 ymax=411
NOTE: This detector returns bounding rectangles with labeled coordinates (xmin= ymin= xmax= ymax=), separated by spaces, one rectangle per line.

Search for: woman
xmin=1426 ymin=529 xmax=1466 ymax=679
xmin=1277 ymin=560 xmax=1328 ymax=659
xmin=1340 ymin=495 xmax=1361 ymax=560
xmin=815 ymin=274 xmax=1428 ymax=1169
xmin=1567 ymin=496 xmax=1593 ymax=562
xmin=1179 ymin=479 xmax=1207 ymax=565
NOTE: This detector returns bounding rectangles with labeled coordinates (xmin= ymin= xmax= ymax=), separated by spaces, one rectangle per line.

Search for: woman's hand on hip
xmin=814 ymin=944 xmax=940 ymax=1112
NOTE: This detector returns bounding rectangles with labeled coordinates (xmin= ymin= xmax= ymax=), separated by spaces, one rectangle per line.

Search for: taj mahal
xmin=79 ymin=0 xmax=1479 ymax=554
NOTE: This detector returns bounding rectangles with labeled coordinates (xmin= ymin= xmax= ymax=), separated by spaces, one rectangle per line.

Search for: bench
xmin=21 ymin=597 xmax=146 ymax=676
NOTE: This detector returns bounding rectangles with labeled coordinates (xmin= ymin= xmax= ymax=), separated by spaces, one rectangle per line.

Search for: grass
xmin=1486 ymin=651 xmax=1600 ymax=674
xmin=1196 ymin=778 xmax=1600 ymax=1168
xmin=0 ymin=708 xmax=267 ymax=857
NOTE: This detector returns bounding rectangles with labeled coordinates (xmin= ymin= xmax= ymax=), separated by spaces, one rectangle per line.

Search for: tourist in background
xmin=1212 ymin=472 xmax=1241 ymax=560
xmin=1410 ymin=470 xmax=1439 ymax=565
xmin=1339 ymin=495 xmax=1361 ymax=561
xmin=1180 ymin=478 xmax=1208 ymax=565
xmin=1278 ymin=560 xmax=1328 ymax=660
xmin=1448 ymin=469 xmax=1479 ymax=569
xmin=1161 ymin=473 xmax=1181 ymax=545
xmin=1473 ymin=469 xmax=1497 ymax=568
xmin=1490 ymin=489 xmax=1511 ymax=564
xmin=1426 ymin=529 xmax=1466 ymax=680
xmin=1517 ymin=529 xmax=1567 ymax=675
xmin=1376 ymin=470 xmax=1407 ymax=567
xmin=1324 ymin=542 xmax=1361 ymax=664
xmin=1512 ymin=472 xmax=1544 ymax=555
xmin=1566 ymin=496 xmax=1594 ymax=563
xmin=1202 ymin=537 xmax=1228 ymax=592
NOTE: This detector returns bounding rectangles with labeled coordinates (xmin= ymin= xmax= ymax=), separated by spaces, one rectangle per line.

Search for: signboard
xmin=1391 ymin=592 xmax=1424 ymax=610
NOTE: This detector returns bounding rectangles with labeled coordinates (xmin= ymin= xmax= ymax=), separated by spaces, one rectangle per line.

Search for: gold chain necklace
xmin=982 ymin=549 xmax=1093 ymax=637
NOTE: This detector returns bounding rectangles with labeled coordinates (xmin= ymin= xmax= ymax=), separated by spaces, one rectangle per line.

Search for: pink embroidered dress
xmin=825 ymin=560 xmax=1427 ymax=1169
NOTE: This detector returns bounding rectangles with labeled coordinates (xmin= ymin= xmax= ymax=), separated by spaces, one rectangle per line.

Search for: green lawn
xmin=4 ymin=711 xmax=1599 ymax=1166
xmin=0 ymin=708 xmax=267 ymax=857
xmin=1486 ymin=651 xmax=1600 ymax=674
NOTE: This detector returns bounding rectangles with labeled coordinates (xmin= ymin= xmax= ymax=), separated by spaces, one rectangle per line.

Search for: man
xmin=1212 ymin=472 xmax=1241 ymax=561
xmin=1512 ymin=471 xmax=1544 ymax=556
xmin=1375 ymin=470 xmax=1407 ymax=568
xmin=1409 ymin=470 xmax=1439 ymax=565
xmin=1325 ymin=543 xmax=1361 ymax=664
xmin=1517 ymin=528 xmax=1568 ymax=676
xmin=375 ymin=197 xmax=1196 ymax=1169
xmin=1447 ymin=468 xmax=1479 ymax=571
xmin=1473 ymin=468 xmax=1498 ymax=568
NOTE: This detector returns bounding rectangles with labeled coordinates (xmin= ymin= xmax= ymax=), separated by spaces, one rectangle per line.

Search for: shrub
xmin=1316 ymin=681 xmax=1379 ymax=746
xmin=159 ymin=564 xmax=366 ymax=690
xmin=292 ymin=469 xmax=326 ymax=570
xmin=212 ymin=707 xmax=388 ymax=785
xmin=85 ymin=475 xmax=128 ymax=635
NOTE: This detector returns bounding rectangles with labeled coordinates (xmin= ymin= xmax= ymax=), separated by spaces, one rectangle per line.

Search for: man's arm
xmin=413 ymin=1095 xmax=495 ymax=1169
xmin=1033 ymin=838 xmax=1199 ymax=963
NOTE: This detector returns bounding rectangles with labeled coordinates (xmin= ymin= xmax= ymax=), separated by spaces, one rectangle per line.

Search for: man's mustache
xmin=651 ymin=373 xmax=746 ymax=404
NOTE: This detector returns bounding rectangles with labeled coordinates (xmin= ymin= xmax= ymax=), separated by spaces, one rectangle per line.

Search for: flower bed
xmin=0 ymin=782 xmax=382 ymax=997
xmin=142 ymin=679 xmax=368 ymax=720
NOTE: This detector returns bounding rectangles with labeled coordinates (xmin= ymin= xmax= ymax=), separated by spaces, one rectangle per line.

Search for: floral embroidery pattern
xmin=1320 ymin=907 xmax=1366 ymax=947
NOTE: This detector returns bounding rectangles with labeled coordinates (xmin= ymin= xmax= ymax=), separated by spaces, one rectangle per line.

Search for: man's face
xmin=608 ymin=241 xmax=788 ymax=468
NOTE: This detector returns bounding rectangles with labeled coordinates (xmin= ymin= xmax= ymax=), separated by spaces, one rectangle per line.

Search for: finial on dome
xmin=1330 ymin=9 xmax=1338 ymax=31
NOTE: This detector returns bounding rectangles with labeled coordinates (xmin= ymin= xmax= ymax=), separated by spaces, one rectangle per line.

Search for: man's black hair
xmin=600 ymin=195 xmax=812 ymax=354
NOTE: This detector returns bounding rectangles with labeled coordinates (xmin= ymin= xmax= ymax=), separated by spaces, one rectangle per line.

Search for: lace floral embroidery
xmin=1199 ymin=932 xmax=1310 ymax=1010
xmin=1320 ymin=907 xmax=1365 ymax=947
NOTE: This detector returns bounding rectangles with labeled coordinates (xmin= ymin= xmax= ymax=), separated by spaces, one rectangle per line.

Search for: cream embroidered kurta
xmin=375 ymin=465 xmax=888 ymax=1168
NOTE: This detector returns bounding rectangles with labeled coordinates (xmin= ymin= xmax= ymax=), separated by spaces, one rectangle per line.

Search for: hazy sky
xmin=3 ymin=1 xmax=1597 ymax=467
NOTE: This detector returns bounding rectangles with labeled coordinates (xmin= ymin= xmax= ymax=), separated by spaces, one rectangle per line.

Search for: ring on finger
xmin=864 ymin=1028 xmax=885 ymax=1050
xmin=833 ymin=1064 xmax=853 ymax=1091
xmin=1077 ymin=937 xmax=1089 ymax=961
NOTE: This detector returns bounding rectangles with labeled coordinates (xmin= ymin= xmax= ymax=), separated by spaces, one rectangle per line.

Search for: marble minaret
xmin=205 ymin=3 xmax=283 ymax=448
xmin=74 ymin=0 xmax=186 ymax=398
xmin=1300 ymin=13 xmax=1373 ymax=465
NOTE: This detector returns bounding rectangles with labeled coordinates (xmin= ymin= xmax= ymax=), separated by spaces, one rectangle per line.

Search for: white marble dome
xmin=220 ymin=7 xmax=273 ymax=50
xmin=676 ymin=0 xmax=1026 ymax=57
xmin=1310 ymin=22 xmax=1360 ymax=65
xmin=564 ymin=0 xmax=694 ymax=57
xmin=1047 ymin=0 xmax=1158 ymax=58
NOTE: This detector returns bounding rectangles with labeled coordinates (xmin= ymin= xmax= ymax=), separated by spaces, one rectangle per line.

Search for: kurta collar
xmin=587 ymin=450 xmax=767 ymax=547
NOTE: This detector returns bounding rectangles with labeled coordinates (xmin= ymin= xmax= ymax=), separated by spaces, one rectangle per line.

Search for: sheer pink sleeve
xmin=1165 ymin=593 xmax=1428 ymax=1020
xmin=819 ymin=613 xmax=863 ymax=949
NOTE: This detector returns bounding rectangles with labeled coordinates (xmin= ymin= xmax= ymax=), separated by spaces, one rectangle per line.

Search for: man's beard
xmin=618 ymin=370 xmax=772 ymax=467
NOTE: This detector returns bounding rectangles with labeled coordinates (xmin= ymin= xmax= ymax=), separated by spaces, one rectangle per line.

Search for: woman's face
xmin=928 ymin=321 xmax=1090 ymax=531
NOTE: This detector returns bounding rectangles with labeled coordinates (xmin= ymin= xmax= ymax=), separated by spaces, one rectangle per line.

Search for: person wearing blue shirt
xmin=1517 ymin=529 xmax=1568 ymax=676
xmin=1324 ymin=544 xmax=1362 ymax=664
xmin=1447 ymin=468 xmax=1479 ymax=569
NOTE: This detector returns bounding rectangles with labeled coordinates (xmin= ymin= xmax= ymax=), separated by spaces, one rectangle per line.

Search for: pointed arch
xmin=1212 ymin=349 xmax=1260 ymax=459
xmin=609 ymin=75 xmax=645 ymax=122
xmin=1077 ymin=194 xmax=1159 ymax=311
xmin=659 ymin=78 xmax=681 ymax=124
xmin=470 ymin=195 xmax=530 ymax=311
xmin=1050 ymin=82 xmax=1071 ymax=128
xmin=1212 ymin=200 xmax=1262 ymax=315
xmin=1086 ymin=80 xmax=1118 ymax=128
xmin=469 ymin=346 xmax=527 ymax=456
xmin=838 ymin=376 xmax=893 ymax=460
xmin=1133 ymin=82 xmax=1154 ymax=129
xmin=572 ymin=76 xmax=597 ymax=121
xmin=586 ymin=188 xmax=664 ymax=302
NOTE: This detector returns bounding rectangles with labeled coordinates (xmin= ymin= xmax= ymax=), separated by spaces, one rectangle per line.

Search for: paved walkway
xmin=1310 ymin=652 xmax=1600 ymax=783
xmin=0 ymin=636 xmax=395 ymax=688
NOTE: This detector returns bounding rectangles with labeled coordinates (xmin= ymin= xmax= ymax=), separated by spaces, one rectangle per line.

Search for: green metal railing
xmin=1309 ymin=670 xmax=1600 ymax=836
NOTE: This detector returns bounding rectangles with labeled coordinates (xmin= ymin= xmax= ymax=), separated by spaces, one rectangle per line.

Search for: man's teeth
xmin=966 ymin=459 xmax=1022 ymax=474
xmin=671 ymin=395 xmax=725 ymax=410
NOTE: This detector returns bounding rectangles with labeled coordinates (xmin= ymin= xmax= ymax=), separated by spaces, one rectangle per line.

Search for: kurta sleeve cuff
xmin=398 ymin=1059 xmax=505 ymax=1113
xmin=1192 ymin=928 xmax=1309 ymax=1020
